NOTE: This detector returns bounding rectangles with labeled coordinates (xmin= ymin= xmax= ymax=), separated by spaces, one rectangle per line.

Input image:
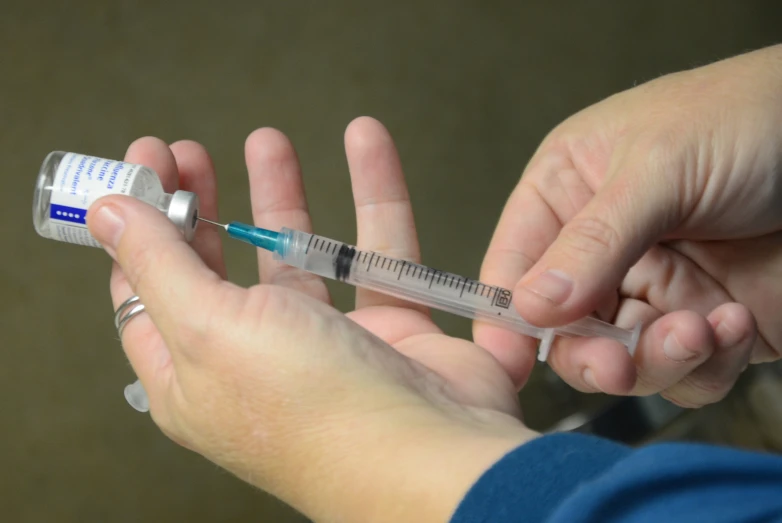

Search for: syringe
xmin=123 ymin=218 xmax=642 ymax=413
xmin=205 ymin=218 xmax=642 ymax=361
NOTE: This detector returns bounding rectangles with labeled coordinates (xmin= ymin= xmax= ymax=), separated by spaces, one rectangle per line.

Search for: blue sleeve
xmin=451 ymin=432 xmax=782 ymax=523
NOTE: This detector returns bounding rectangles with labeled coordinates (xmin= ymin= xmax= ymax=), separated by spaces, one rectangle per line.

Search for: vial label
xmin=49 ymin=153 xmax=140 ymax=247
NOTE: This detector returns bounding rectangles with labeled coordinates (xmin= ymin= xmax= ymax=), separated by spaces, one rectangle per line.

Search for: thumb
xmin=514 ymin=156 xmax=679 ymax=326
xmin=87 ymin=194 xmax=223 ymax=353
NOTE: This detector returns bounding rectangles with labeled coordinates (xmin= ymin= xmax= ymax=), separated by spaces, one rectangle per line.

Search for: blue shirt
xmin=451 ymin=433 xmax=782 ymax=522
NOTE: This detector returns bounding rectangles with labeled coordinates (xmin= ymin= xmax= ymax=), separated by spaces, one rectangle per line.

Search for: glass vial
xmin=33 ymin=151 xmax=199 ymax=247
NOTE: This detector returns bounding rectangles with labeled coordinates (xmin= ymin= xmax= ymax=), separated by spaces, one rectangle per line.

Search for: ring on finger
xmin=114 ymin=295 xmax=146 ymax=338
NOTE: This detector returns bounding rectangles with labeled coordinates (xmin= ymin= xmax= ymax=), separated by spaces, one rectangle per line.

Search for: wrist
xmin=279 ymin=401 xmax=538 ymax=523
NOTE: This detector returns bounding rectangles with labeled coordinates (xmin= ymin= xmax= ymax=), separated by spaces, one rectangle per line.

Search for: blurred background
xmin=2 ymin=1 xmax=782 ymax=521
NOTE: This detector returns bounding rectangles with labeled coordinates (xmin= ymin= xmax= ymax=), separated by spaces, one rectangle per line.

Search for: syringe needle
xmin=198 ymin=217 xmax=228 ymax=230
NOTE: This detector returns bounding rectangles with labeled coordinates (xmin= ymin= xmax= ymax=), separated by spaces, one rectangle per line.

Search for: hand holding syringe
xmin=123 ymin=216 xmax=641 ymax=412
xmin=203 ymin=217 xmax=642 ymax=362
xmin=33 ymin=149 xmax=641 ymax=412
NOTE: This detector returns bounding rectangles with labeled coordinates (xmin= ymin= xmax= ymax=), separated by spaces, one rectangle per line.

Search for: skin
xmin=85 ymin=44 xmax=782 ymax=522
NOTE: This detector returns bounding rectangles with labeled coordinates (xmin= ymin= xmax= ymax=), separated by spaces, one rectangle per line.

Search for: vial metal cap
xmin=167 ymin=190 xmax=199 ymax=241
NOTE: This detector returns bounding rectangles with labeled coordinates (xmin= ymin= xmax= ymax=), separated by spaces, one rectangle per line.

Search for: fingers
xmin=627 ymin=309 xmax=716 ymax=396
xmin=663 ymin=237 xmax=781 ymax=364
xmin=549 ymin=242 xmax=757 ymax=406
xmin=109 ymin=138 xmax=181 ymax=306
xmin=479 ymin=156 xmax=575 ymax=296
xmin=169 ymin=140 xmax=227 ymax=278
xmin=549 ymin=300 xmax=754 ymax=408
xmin=344 ymin=116 xmax=425 ymax=311
xmin=542 ymin=296 xmax=716 ymax=397
xmin=127 ymin=136 xmax=182 ymax=193
xmin=619 ymin=244 xmax=758 ymax=404
xmin=542 ymin=297 xmax=649 ymax=394
xmin=102 ymin=138 xmax=182 ymax=387
xmin=544 ymin=307 xmax=722 ymax=401
xmin=245 ymin=128 xmax=330 ymax=303
xmin=88 ymin=194 xmax=225 ymax=383
xmin=546 ymin=335 xmax=637 ymax=395
xmin=513 ymin=146 xmax=678 ymax=327
xmin=661 ymin=303 xmax=756 ymax=408
xmin=100 ymin=137 xmax=227 ymax=410
xmin=470 ymin=322 xmax=538 ymax=390
xmin=474 ymin=154 xmax=594 ymax=388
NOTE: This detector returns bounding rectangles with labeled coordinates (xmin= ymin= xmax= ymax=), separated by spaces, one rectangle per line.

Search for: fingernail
xmin=582 ymin=368 xmax=602 ymax=391
xmin=663 ymin=332 xmax=696 ymax=362
xmin=521 ymin=270 xmax=573 ymax=305
xmin=89 ymin=204 xmax=125 ymax=256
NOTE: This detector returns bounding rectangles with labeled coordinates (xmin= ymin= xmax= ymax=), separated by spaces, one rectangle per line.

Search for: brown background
xmin=2 ymin=1 xmax=781 ymax=521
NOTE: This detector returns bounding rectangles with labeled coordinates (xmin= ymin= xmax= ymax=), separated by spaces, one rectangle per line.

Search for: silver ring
xmin=114 ymin=295 xmax=146 ymax=338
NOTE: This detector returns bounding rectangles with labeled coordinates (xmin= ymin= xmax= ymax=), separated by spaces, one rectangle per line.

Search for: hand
xmin=87 ymin=118 xmax=535 ymax=523
xmin=475 ymin=44 xmax=782 ymax=408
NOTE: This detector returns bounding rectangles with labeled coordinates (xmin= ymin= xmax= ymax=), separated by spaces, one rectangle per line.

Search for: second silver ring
xmin=114 ymin=295 xmax=146 ymax=338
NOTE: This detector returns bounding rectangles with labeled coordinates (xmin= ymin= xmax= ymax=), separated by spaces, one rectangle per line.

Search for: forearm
xmin=267 ymin=404 xmax=537 ymax=523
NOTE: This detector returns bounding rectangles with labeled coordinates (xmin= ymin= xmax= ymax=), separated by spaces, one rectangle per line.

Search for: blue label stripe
xmin=50 ymin=204 xmax=87 ymax=225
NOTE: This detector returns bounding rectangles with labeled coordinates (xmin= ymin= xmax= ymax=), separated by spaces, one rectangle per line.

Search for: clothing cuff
xmin=450 ymin=432 xmax=631 ymax=523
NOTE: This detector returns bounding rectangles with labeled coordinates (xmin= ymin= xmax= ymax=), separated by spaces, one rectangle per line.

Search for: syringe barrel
xmin=273 ymin=228 xmax=639 ymax=354
xmin=273 ymin=227 xmax=349 ymax=278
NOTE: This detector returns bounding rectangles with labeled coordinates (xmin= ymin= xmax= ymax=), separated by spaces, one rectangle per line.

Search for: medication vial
xmin=33 ymin=151 xmax=199 ymax=247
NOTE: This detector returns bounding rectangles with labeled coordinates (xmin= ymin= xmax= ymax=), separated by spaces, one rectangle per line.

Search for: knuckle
xmin=632 ymin=372 xmax=668 ymax=395
xmin=659 ymin=391 xmax=703 ymax=409
xmin=643 ymin=128 xmax=682 ymax=167
xmin=172 ymin=139 xmax=207 ymax=154
xmin=668 ymin=375 xmax=734 ymax=408
xmin=687 ymin=375 xmax=733 ymax=400
xmin=636 ymin=126 xmax=694 ymax=197
xmin=562 ymin=216 xmax=622 ymax=257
